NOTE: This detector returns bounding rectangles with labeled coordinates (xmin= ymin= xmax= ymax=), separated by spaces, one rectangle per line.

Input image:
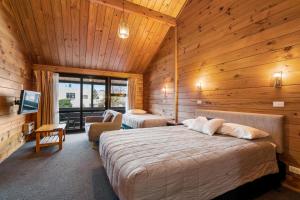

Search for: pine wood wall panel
xmin=0 ymin=0 xmax=32 ymax=163
xmin=144 ymin=0 xmax=300 ymax=187
xmin=9 ymin=0 xmax=187 ymax=73
xmin=144 ymin=28 xmax=175 ymax=118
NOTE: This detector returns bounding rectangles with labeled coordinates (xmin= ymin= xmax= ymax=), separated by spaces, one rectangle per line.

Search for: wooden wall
xmin=144 ymin=0 xmax=300 ymax=189
xmin=0 ymin=0 xmax=32 ymax=162
xmin=144 ymin=28 xmax=175 ymax=118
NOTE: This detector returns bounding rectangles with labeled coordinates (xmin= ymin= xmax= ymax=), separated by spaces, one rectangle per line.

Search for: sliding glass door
xmin=58 ymin=76 xmax=81 ymax=131
xmin=82 ymin=78 xmax=107 ymax=130
xmin=58 ymin=74 xmax=127 ymax=132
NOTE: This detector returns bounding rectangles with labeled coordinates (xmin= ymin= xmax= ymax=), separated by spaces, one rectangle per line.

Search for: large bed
xmin=100 ymin=109 xmax=284 ymax=200
xmin=122 ymin=113 xmax=172 ymax=129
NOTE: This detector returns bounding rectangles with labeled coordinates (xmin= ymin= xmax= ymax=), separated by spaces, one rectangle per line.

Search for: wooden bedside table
xmin=166 ymin=120 xmax=183 ymax=126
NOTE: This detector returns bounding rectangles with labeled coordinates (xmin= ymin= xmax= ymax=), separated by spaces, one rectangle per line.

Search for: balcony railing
xmin=59 ymin=108 xmax=125 ymax=132
xmin=59 ymin=110 xmax=104 ymax=132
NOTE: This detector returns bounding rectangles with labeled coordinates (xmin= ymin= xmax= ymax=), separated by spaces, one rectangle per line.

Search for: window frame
xmin=109 ymin=77 xmax=127 ymax=111
xmin=58 ymin=73 xmax=127 ymax=132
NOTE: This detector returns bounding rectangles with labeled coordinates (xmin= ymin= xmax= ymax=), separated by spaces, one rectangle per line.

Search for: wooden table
xmin=35 ymin=124 xmax=66 ymax=153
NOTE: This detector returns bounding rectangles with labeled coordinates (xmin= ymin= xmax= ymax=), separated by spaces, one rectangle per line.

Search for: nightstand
xmin=166 ymin=120 xmax=183 ymax=126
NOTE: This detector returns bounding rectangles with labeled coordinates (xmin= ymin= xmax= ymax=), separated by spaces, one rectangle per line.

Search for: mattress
xmin=122 ymin=113 xmax=171 ymax=128
xmin=99 ymin=126 xmax=278 ymax=200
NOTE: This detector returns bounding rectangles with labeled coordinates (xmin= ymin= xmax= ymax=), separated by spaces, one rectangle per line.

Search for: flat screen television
xmin=18 ymin=90 xmax=41 ymax=114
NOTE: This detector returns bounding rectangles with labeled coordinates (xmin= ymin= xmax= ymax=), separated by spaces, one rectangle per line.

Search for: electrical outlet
xmin=197 ymin=100 xmax=202 ymax=105
xmin=289 ymin=165 xmax=300 ymax=175
xmin=273 ymin=101 xmax=285 ymax=108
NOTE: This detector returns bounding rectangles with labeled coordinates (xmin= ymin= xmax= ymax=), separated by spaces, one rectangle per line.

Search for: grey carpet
xmin=0 ymin=133 xmax=299 ymax=200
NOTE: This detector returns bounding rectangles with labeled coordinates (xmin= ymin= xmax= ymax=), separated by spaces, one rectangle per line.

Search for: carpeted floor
xmin=0 ymin=133 xmax=300 ymax=200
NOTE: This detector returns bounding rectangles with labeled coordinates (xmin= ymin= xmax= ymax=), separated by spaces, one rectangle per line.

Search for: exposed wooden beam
xmin=174 ymin=27 xmax=178 ymax=122
xmin=91 ymin=0 xmax=176 ymax=27
xmin=32 ymin=64 xmax=142 ymax=79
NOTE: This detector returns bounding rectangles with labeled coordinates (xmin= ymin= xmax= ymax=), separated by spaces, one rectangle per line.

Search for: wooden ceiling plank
xmin=124 ymin=18 xmax=153 ymax=71
xmin=114 ymin=14 xmax=144 ymax=71
xmin=9 ymin=0 xmax=189 ymax=73
xmin=91 ymin=0 xmax=176 ymax=26
xmin=131 ymin=0 xmax=169 ymax=72
xmin=28 ymin=0 xmax=52 ymax=63
xmin=139 ymin=24 xmax=170 ymax=72
xmin=91 ymin=5 xmax=106 ymax=68
xmin=79 ymin=0 xmax=89 ymax=67
xmin=61 ymin=0 xmax=73 ymax=66
xmin=70 ymin=0 xmax=81 ymax=66
xmin=51 ymin=0 xmax=67 ymax=66
xmin=112 ymin=0 xmax=143 ymax=71
xmin=129 ymin=21 xmax=156 ymax=72
xmin=174 ymin=0 xmax=188 ymax=18
xmin=123 ymin=0 xmax=158 ymax=71
xmin=101 ymin=10 xmax=122 ymax=70
xmin=132 ymin=22 xmax=161 ymax=72
xmin=7 ymin=1 xmax=37 ymax=62
xmin=85 ymin=2 xmax=98 ymax=67
xmin=111 ymin=13 xmax=137 ymax=71
xmin=106 ymin=12 xmax=127 ymax=70
xmin=95 ymin=7 xmax=115 ymax=69
xmin=17 ymin=0 xmax=47 ymax=63
xmin=41 ymin=0 xmax=60 ymax=65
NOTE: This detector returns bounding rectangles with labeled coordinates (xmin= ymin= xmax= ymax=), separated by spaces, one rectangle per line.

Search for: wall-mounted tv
xmin=18 ymin=90 xmax=41 ymax=114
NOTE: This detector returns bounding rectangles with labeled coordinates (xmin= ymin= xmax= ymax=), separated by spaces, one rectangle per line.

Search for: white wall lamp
xmin=196 ymin=80 xmax=202 ymax=91
xmin=162 ymin=84 xmax=167 ymax=97
xmin=273 ymin=72 xmax=283 ymax=88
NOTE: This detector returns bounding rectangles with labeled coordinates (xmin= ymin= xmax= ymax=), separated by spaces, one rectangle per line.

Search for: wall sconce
xmin=162 ymin=85 xmax=167 ymax=97
xmin=273 ymin=72 xmax=282 ymax=88
xmin=196 ymin=81 xmax=202 ymax=90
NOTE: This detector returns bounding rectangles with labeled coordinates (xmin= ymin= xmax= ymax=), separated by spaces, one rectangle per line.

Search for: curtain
xmin=34 ymin=70 xmax=55 ymax=128
xmin=126 ymin=78 xmax=136 ymax=111
xmin=53 ymin=73 xmax=59 ymax=124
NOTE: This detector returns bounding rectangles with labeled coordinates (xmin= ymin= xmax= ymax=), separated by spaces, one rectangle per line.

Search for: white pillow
xmin=202 ymin=119 xmax=225 ymax=135
xmin=188 ymin=116 xmax=208 ymax=130
xmin=217 ymin=123 xmax=269 ymax=139
xmin=189 ymin=117 xmax=224 ymax=136
xmin=182 ymin=119 xmax=195 ymax=127
xmin=127 ymin=109 xmax=147 ymax=114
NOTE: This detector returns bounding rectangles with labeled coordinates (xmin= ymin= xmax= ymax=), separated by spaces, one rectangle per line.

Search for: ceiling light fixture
xmin=118 ymin=0 xmax=129 ymax=39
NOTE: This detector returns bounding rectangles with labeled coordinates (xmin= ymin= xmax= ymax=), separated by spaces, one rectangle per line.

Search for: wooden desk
xmin=35 ymin=124 xmax=66 ymax=153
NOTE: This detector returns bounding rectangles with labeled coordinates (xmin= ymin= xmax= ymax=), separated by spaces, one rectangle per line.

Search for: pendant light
xmin=118 ymin=0 xmax=129 ymax=39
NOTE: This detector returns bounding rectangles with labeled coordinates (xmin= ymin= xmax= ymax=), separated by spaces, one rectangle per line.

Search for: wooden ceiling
xmin=8 ymin=0 xmax=186 ymax=73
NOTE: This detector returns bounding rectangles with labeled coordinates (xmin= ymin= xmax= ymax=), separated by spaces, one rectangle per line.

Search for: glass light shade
xmin=118 ymin=20 xmax=129 ymax=39
xmin=196 ymin=81 xmax=202 ymax=90
xmin=273 ymin=72 xmax=282 ymax=88
xmin=273 ymin=72 xmax=282 ymax=78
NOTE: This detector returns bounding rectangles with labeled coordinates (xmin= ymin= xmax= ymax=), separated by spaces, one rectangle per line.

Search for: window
xmin=93 ymin=84 xmax=106 ymax=108
xmin=58 ymin=75 xmax=127 ymax=132
xmin=66 ymin=93 xmax=75 ymax=99
xmin=58 ymin=77 xmax=81 ymax=109
xmin=110 ymin=79 xmax=127 ymax=108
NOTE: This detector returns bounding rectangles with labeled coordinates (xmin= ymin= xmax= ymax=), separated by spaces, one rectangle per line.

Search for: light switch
xmin=273 ymin=101 xmax=285 ymax=108
xmin=197 ymin=100 xmax=202 ymax=105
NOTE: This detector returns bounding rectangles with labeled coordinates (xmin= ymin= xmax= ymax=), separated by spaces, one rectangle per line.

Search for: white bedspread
xmin=122 ymin=113 xmax=171 ymax=128
xmin=99 ymin=126 xmax=278 ymax=200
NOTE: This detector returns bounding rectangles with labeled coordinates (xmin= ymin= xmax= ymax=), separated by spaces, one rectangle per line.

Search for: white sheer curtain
xmin=126 ymin=78 xmax=136 ymax=112
xmin=53 ymin=73 xmax=59 ymax=124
